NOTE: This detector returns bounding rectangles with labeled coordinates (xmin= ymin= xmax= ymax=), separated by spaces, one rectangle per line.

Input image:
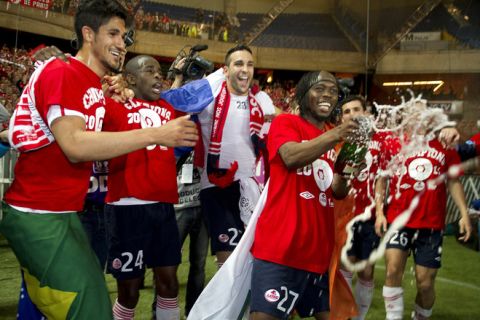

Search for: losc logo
xmin=112 ymin=258 xmax=122 ymax=270
xmin=264 ymin=289 xmax=280 ymax=302
xmin=218 ymin=234 xmax=229 ymax=243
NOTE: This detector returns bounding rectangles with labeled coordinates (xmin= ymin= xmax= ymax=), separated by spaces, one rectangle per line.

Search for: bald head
xmin=124 ymin=55 xmax=163 ymax=101
xmin=124 ymin=55 xmax=153 ymax=76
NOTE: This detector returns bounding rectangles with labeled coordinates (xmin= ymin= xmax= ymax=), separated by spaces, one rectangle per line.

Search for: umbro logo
xmin=400 ymin=183 xmax=411 ymax=189
xmin=300 ymin=191 xmax=314 ymax=199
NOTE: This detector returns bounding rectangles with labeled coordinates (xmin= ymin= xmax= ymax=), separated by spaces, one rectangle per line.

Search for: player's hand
xmin=154 ymin=115 xmax=198 ymax=147
xmin=458 ymin=216 xmax=472 ymax=242
xmin=173 ymin=57 xmax=186 ymax=80
xmin=439 ymin=127 xmax=460 ymax=148
xmin=103 ymin=74 xmax=134 ymax=103
xmin=333 ymin=119 xmax=359 ymax=141
xmin=32 ymin=45 xmax=69 ymax=63
xmin=375 ymin=214 xmax=388 ymax=237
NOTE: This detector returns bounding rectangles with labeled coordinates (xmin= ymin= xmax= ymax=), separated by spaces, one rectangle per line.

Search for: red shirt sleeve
xmin=35 ymin=60 xmax=86 ymax=121
xmin=267 ymin=114 xmax=302 ymax=162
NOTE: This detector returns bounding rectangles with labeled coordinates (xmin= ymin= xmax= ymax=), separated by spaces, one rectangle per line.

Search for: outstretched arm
xmin=278 ymin=119 xmax=358 ymax=169
xmin=51 ymin=114 xmax=198 ymax=163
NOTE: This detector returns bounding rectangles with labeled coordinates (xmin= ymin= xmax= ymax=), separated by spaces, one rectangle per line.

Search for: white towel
xmin=8 ymin=58 xmax=56 ymax=152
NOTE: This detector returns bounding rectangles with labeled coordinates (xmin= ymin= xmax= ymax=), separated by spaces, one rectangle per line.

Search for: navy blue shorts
xmin=200 ymin=181 xmax=244 ymax=254
xmin=347 ymin=220 xmax=380 ymax=260
xmin=105 ymin=202 xmax=181 ymax=280
xmin=250 ymin=258 xmax=329 ymax=319
xmin=386 ymin=227 xmax=444 ymax=269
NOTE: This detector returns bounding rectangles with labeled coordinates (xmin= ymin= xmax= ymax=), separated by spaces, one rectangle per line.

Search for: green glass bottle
xmin=335 ymin=142 xmax=368 ymax=175
xmin=335 ymin=116 xmax=372 ymax=176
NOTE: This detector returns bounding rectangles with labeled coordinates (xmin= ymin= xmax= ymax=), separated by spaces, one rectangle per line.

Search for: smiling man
xmin=249 ymin=71 xmax=359 ymax=320
xmin=196 ymin=44 xmax=271 ymax=268
xmin=0 ymin=1 xmax=198 ymax=319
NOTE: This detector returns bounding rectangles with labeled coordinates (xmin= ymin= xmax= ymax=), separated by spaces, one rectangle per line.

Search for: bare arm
xmin=170 ymin=76 xmax=183 ymax=89
xmin=447 ymin=177 xmax=472 ymax=242
xmin=438 ymin=127 xmax=460 ymax=148
xmin=278 ymin=119 xmax=358 ymax=169
xmin=103 ymin=74 xmax=134 ymax=103
xmin=51 ymin=114 xmax=198 ymax=163
xmin=374 ymin=176 xmax=388 ymax=236
xmin=32 ymin=45 xmax=69 ymax=63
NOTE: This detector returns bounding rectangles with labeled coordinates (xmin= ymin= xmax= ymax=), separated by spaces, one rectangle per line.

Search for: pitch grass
xmin=1 ymin=236 xmax=479 ymax=320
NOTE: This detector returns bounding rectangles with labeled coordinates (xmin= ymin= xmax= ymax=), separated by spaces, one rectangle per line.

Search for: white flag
xmin=188 ymin=182 xmax=269 ymax=320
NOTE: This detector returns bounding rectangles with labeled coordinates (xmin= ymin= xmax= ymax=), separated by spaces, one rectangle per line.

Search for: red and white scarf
xmin=8 ymin=58 xmax=56 ymax=152
xmin=195 ymin=81 xmax=265 ymax=188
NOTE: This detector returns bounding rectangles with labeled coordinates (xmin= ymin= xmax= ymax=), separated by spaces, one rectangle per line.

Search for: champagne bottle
xmin=335 ymin=142 xmax=368 ymax=175
xmin=335 ymin=116 xmax=372 ymax=176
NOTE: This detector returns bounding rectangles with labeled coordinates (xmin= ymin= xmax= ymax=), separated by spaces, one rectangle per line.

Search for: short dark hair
xmin=74 ymin=0 xmax=130 ymax=48
xmin=339 ymin=95 xmax=366 ymax=113
xmin=224 ymin=44 xmax=253 ymax=65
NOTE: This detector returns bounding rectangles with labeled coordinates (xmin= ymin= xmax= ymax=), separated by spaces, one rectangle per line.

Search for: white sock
xmin=413 ymin=303 xmax=432 ymax=319
xmin=156 ymin=295 xmax=180 ymax=320
xmin=340 ymin=268 xmax=353 ymax=290
xmin=353 ymin=279 xmax=374 ymax=320
xmin=113 ymin=299 xmax=135 ymax=320
xmin=383 ymin=286 xmax=404 ymax=320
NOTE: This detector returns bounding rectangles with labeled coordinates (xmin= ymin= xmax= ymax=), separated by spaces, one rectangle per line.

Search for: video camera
xmin=167 ymin=44 xmax=214 ymax=82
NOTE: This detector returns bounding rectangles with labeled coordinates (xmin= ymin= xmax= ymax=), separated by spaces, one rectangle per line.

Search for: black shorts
xmin=105 ymin=202 xmax=181 ymax=280
xmin=347 ymin=220 xmax=380 ymax=260
xmin=200 ymin=181 xmax=244 ymax=254
xmin=386 ymin=227 xmax=444 ymax=269
xmin=250 ymin=259 xmax=329 ymax=319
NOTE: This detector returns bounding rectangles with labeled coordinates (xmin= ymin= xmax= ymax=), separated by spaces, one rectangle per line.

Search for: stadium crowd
xmin=0 ymin=45 xmax=32 ymax=114
xmin=0 ymin=1 xmax=479 ymax=320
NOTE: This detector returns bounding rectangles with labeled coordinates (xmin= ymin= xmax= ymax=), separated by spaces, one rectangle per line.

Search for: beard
xmin=101 ymin=58 xmax=122 ymax=74
xmin=300 ymin=100 xmax=333 ymax=123
xmin=310 ymin=110 xmax=331 ymax=122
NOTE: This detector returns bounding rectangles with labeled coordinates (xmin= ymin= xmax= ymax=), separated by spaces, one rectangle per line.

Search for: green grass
xmin=1 ymin=235 xmax=479 ymax=319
